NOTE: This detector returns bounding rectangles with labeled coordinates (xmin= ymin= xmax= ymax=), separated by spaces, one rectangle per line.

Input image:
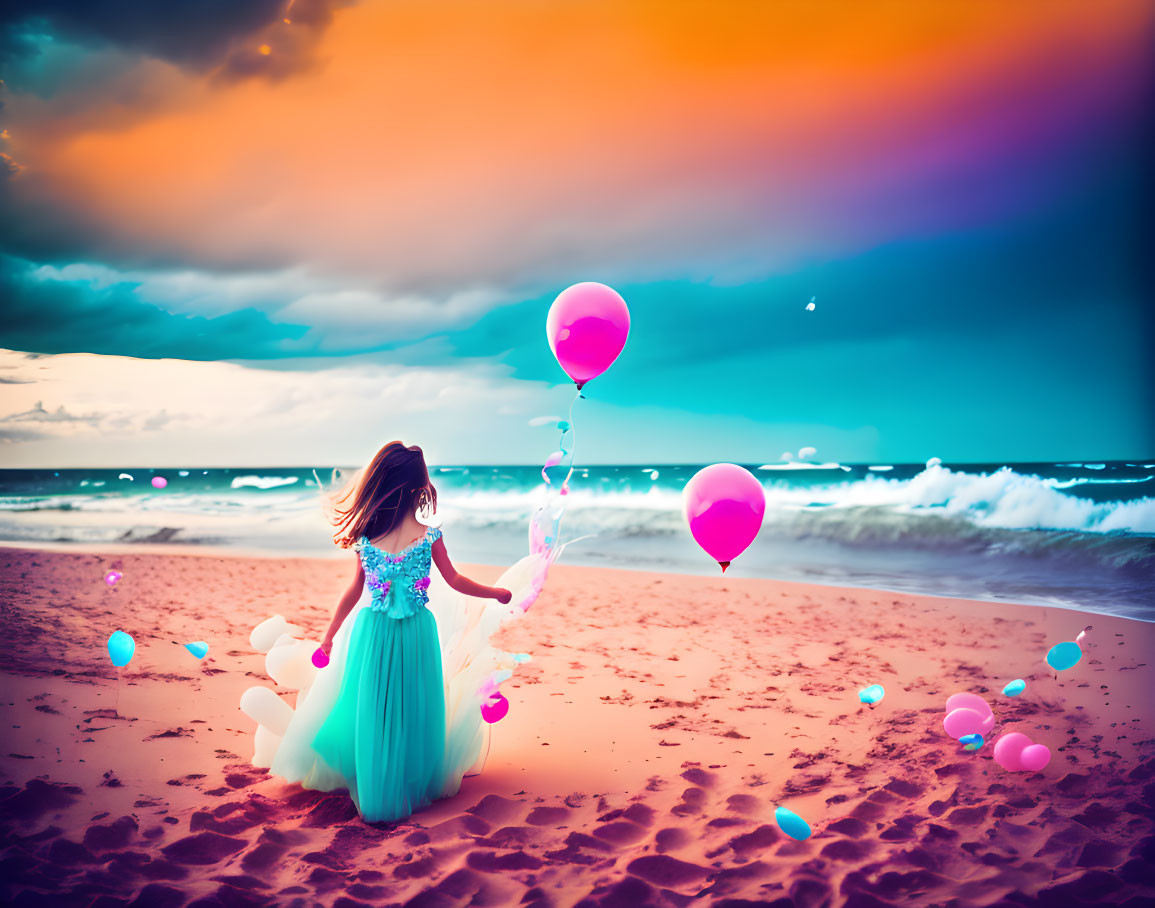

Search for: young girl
xmin=263 ymin=442 xmax=512 ymax=823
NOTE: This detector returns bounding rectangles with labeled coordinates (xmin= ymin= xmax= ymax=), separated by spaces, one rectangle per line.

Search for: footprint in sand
xmin=626 ymin=854 xmax=712 ymax=888
xmin=827 ymin=816 xmax=870 ymax=838
xmin=655 ymin=827 xmax=692 ymax=853
xmin=83 ymin=815 xmax=138 ymax=851
xmin=2 ymin=779 xmax=82 ymax=820
xmin=466 ymin=794 xmax=523 ymax=826
xmin=161 ymin=831 xmax=247 ymax=865
xmin=671 ymin=787 xmax=707 ymax=816
xmin=525 ymin=805 xmax=571 ymax=826
xmin=726 ymin=824 xmax=780 ymax=861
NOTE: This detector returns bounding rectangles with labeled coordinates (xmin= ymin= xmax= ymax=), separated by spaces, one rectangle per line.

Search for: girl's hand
xmin=495 ymin=588 xmax=512 ymax=605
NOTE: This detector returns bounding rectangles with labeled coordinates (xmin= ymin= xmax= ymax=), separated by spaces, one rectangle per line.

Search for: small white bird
xmin=805 ymin=297 xmax=816 ymax=311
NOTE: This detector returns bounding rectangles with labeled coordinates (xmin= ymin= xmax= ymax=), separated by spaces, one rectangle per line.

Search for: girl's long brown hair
xmin=330 ymin=442 xmax=437 ymax=548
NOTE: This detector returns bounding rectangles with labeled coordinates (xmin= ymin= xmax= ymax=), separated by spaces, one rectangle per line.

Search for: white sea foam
xmin=230 ymin=475 xmax=301 ymax=490
xmin=758 ymin=462 xmax=850 ymax=471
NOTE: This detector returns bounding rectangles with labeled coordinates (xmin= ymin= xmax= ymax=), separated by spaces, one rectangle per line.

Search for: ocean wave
xmin=435 ymin=464 xmax=1155 ymax=536
xmin=230 ymin=475 xmax=301 ymax=490
xmin=758 ymin=462 xmax=852 ymax=471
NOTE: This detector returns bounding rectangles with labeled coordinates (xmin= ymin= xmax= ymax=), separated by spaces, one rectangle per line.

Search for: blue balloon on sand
xmin=1003 ymin=679 xmax=1026 ymax=697
xmin=858 ymin=684 xmax=885 ymax=705
xmin=959 ymin=733 xmax=984 ymax=751
xmin=1046 ymin=641 xmax=1082 ymax=671
xmin=184 ymin=641 xmax=209 ymax=659
xmin=107 ymin=630 xmax=135 ymax=667
xmin=775 ymin=806 xmax=811 ymax=841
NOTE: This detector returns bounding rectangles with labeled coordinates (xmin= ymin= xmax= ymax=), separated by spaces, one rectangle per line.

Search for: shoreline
xmin=2 ymin=546 xmax=1152 ymax=905
xmin=1 ymin=538 xmax=1148 ymax=625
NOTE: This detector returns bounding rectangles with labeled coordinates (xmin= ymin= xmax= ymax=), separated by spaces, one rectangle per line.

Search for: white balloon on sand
xmin=266 ymin=638 xmax=319 ymax=690
xmin=250 ymin=615 xmax=301 ymax=653
xmin=240 ymin=686 xmax=294 ymax=737
xmin=252 ymin=724 xmax=283 ymax=768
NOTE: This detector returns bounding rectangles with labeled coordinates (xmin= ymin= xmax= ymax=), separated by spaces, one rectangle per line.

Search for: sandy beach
xmin=1 ymin=545 xmax=1152 ymax=907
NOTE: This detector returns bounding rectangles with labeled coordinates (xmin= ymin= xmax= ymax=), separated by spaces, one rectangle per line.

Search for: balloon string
xmin=553 ymin=389 xmax=581 ymax=544
xmin=561 ymin=388 xmax=580 ymax=491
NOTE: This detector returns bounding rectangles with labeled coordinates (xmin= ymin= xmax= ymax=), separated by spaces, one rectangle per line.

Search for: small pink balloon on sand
xmin=943 ymin=708 xmax=990 ymax=739
xmin=104 ymin=570 xmax=122 ymax=586
xmin=993 ymin=731 xmax=1032 ymax=770
xmin=945 ymin=692 xmax=992 ymax=717
xmin=151 ymin=476 xmax=167 ymax=489
xmin=480 ymin=692 xmax=509 ymax=724
xmin=311 ymin=648 xmax=329 ymax=668
xmin=1019 ymin=744 xmax=1052 ymax=772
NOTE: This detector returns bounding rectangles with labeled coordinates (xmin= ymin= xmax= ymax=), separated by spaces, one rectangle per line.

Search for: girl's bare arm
xmin=432 ymin=538 xmax=511 ymax=603
xmin=320 ymin=556 xmax=365 ymax=653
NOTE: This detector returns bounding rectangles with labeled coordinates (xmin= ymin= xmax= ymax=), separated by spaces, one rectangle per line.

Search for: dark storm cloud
xmin=0 ymin=254 xmax=316 ymax=360
xmin=0 ymin=1 xmax=347 ymax=74
xmin=1 ymin=0 xmax=351 ymax=86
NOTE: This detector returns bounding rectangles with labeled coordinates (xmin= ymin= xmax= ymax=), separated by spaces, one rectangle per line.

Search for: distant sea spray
xmin=0 ymin=461 xmax=1151 ymax=620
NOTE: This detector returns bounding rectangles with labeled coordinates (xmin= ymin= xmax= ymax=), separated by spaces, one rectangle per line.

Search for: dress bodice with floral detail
xmin=357 ymin=527 xmax=442 ymax=619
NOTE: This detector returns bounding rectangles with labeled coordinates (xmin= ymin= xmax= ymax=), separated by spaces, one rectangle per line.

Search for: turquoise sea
xmin=1 ymin=460 xmax=1152 ymax=620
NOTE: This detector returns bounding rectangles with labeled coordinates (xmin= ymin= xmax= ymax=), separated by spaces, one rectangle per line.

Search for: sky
xmin=0 ymin=0 xmax=1152 ymax=467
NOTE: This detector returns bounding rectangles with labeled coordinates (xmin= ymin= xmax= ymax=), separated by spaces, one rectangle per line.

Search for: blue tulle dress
xmin=310 ymin=527 xmax=446 ymax=821
xmin=247 ymin=523 xmax=556 ymax=824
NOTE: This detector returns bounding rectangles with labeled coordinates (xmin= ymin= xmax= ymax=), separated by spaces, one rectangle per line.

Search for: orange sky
xmin=9 ymin=0 xmax=1149 ymax=290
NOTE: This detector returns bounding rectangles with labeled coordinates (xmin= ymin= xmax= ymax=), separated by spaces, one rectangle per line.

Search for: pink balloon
xmin=993 ymin=732 xmax=1032 ymax=771
xmin=151 ymin=476 xmax=167 ymax=489
xmin=1019 ymin=744 xmax=1051 ymax=772
xmin=480 ymin=692 xmax=509 ymax=724
xmin=546 ymin=282 xmax=630 ymax=389
xmin=683 ymin=464 xmax=766 ymax=571
xmin=945 ymin=692 xmax=992 ymax=718
xmin=943 ymin=708 xmax=989 ymax=739
xmin=311 ymin=648 xmax=329 ymax=669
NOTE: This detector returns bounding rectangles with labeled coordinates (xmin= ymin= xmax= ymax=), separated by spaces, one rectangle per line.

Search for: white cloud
xmin=0 ymin=348 xmax=564 ymax=467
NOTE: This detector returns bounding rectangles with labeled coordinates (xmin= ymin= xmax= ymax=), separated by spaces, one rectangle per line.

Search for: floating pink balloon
xmin=151 ymin=476 xmax=167 ymax=489
xmin=943 ymin=708 xmax=990 ymax=739
xmin=683 ymin=464 xmax=766 ymax=572
xmin=104 ymin=570 xmax=122 ymax=587
xmin=311 ymin=648 xmax=329 ymax=669
xmin=480 ymin=692 xmax=509 ymax=724
xmin=1019 ymin=744 xmax=1052 ymax=772
xmin=993 ymin=732 xmax=1032 ymax=771
xmin=546 ymin=282 xmax=630 ymax=390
